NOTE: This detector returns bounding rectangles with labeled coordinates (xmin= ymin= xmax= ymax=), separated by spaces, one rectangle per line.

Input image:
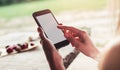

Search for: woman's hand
xmin=58 ymin=25 xmax=100 ymax=60
xmin=37 ymin=27 xmax=65 ymax=70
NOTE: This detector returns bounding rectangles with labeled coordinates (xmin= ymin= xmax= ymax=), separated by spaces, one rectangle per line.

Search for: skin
xmin=57 ymin=25 xmax=100 ymax=60
xmin=37 ymin=25 xmax=120 ymax=70
xmin=37 ymin=27 xmax=65 ymax=70
xmin=99 ymin=39 xmax=120 ymax=70
xmin=37 ymin=25 xmax=100 ymax=70
xmin=58 ymin=25 xmax=120 ymax=70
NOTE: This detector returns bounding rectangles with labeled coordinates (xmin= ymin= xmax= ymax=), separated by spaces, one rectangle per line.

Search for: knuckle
xmin=82 ymin=31 xmax=86 ymax=34
xmin=81 ymin=31 xmax=87 ymax=36
xmin=69 ymin=26 xmax=74 ymax=29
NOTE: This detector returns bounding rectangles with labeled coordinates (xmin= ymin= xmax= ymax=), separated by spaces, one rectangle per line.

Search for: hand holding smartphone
xmin=32 ymin=9 xmax=69 ymax=49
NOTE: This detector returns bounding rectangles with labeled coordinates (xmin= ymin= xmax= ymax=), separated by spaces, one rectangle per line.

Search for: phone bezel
xmin=32 ymin=9 xmax=69 ymax=49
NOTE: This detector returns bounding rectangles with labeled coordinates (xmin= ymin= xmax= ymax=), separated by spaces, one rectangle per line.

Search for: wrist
xmin=89 ymin=49 xmax=100 ymax=61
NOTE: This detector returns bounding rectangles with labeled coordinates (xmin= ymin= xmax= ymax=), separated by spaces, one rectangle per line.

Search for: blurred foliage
xmin=0 ymin=0 xmax=106 ymax=19
xmin=0 ymin=0 xmax=39 ymax=6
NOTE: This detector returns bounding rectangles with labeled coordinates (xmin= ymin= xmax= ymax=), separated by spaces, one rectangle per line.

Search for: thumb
xmin=37 ymin=27 xmax=47 ymax=40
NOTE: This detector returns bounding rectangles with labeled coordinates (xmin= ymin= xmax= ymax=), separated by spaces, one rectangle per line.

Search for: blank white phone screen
xmin=36 ymin=13 xmax=66 ymax=44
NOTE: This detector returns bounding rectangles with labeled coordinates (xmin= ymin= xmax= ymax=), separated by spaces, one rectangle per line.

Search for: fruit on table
xmin=6 ymin=42 xmax=34 ymax=54
xmin=13 ymin=45 xmax=21 ymax=53
xmin=6 ymin=47 xmax=13 ymax=54
xmin=30 ymin=43 xmax=34 ymax=46
xmin=19 ymin=43 xmax=28 ymax=50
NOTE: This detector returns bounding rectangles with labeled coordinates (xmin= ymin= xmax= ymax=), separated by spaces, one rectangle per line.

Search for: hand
xmin=37 ymin=27 xmax=65 ymax=70
xmin=58 ymin=25 xmax=100 ymax=60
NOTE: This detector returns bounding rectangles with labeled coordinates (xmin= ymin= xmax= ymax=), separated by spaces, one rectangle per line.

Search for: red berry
xmin=21 ymin=43 xmax=28 ymax=49
xmin=30 ymin=43 xmax=34 ymax=46
xmin=25 ymin=43 xmax=28 ymax=47
xmin=12 ymin=45 xmax=21 ymax=53
xmin=6 ymin=48 xmax=13 ymax=53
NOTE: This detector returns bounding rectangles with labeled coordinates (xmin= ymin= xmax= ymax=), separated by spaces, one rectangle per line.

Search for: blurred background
xmin=0 ymin=0 xmax=119 ymax=47
xmin=0 ymin=0 xmax=119 ymax=70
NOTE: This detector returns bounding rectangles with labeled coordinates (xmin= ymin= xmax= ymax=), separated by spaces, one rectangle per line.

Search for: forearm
xmin=37 ymin=27 xmax=65 ymax=70
xmin=42 ymin=40 xmax=65 ymax=70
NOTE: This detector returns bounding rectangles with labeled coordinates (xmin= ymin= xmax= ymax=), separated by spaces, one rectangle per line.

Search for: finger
xmin=57 ymin=23 xmax=62 ymax=30
xmin=63 ymin=29 xmax=79 ymax=38
xmin=37 ymin=27 xmax=46 ymax=40
xmin=64 ymin=33 xmax=75 ymax=46
xmin=62 ymin=29 xmax=69 ymax=34
xmin=64 ymin=32 xmax=84 ymax=50
xmin=58 ymin=23 xmax=63 ymax=25
xmin=75 ymin=37 xmax=80 ymax=40
xmin=58 ymin=25 xmax=81 ymax=34
xmin=58 ymin=25 xmax=87 ymax=43
xmin=64 ymin=31 xmax=78 ymax=47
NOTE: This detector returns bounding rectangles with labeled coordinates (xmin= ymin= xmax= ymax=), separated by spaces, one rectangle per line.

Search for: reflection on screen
xmin=36 ymin=13 xmax=66 ymax=44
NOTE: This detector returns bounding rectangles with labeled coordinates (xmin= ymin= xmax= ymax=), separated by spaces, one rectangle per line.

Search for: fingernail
xmin=59 ymin=23 xmax=62 ymax=25
xmin=57 ymin=25 xmax=62 ymax=29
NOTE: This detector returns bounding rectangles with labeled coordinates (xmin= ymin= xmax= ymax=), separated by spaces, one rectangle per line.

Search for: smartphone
xmin=32 ymin=9 xmax=69 ymax=49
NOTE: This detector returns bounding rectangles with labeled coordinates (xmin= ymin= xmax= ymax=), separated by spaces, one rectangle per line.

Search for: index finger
xmin=58 ymin=25 xmax=82 ymax=34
